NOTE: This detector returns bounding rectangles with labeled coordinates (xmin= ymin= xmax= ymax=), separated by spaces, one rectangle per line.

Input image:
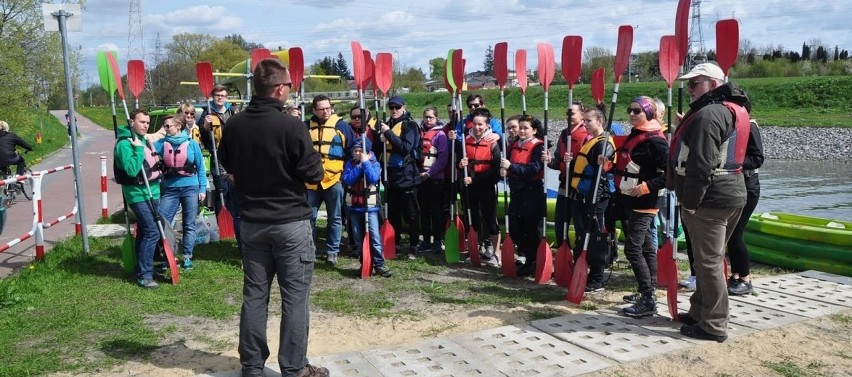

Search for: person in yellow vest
xmin=306 ymin=95 xmax=354 ymax=266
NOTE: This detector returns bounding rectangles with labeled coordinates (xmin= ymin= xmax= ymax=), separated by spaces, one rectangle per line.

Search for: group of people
xmin=111 ymin=59 xmax=761 ymax=376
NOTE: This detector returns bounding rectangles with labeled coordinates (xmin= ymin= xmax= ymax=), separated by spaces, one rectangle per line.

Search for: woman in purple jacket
xmin=416 ymin=106 xmax=449 ymax=253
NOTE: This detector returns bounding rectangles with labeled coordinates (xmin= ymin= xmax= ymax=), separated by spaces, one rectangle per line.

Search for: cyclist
xmin=0 ymin=120 xmax=33 ymax=176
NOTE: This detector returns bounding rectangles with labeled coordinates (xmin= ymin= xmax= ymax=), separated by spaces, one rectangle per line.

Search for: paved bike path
xmin=0 ymin=110 xmax=125 ymax=278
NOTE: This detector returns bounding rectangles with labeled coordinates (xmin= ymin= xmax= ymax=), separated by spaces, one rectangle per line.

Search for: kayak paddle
xmin=374 ymin=52 xmax=397 ymax=260
xmin=716 ymin=19 xmax=739 ymax=83
xmin=494 ymin=41 xmax=516 ymax=277
xmin=127 ymin=59 xmax=145 ymax=110
xmin=534 ymin=42 xmax=555 ymax=285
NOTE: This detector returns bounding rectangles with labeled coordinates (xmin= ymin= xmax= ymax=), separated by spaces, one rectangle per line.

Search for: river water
xmin=539 ymin=159 xmax=852 ymax=222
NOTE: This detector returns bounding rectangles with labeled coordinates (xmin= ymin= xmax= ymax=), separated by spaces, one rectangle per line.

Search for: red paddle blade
xmin=362 ymin=231 xmax=372 ymax=279
xmin=536 ymin=43 xmax=555 ymax=91
xmin=350 ymin=42 xmax=365 ymax=91
xmin=163 ymin=239 xmax=180 ymax=285
xmin=501 ymin=234 xmax=516 ymax=278
xmin=218 ymin=207 xmax=235 ymax=240
xmin=195 ymin=62 xmax=214 ymax=96
xmin=657 ymin=242 xmax=674 ymax=287
xmin=288 ymin=47 xmax=305 ymax=92
xmin=567 ymin=251 xmax=588 ymax=303
xmin=468 ymin=228 xmax=481 ymax=267
xmin=515 ymin=49 xmax=528 ymax=92
xmin=251 ymin=48 xmax=271 ymax=71
xmin=455 ymin=215 xmax=465 ymax=254
xmin=445 ymin=49 xmax=456 ymax=93
xmin=554 ymin=243 xmax=573 ymax=287
xmin=452 ymin=50 xmax=464 ymax=94
xmin=614 ymin=25 xmax=634 ymax=84
xmin=561 ymin=36 xmax=583 ymax=89
xmin=494 ymin=42 xmax=508 ymax=89
xmin=716 ymin=19 xmax=740 ymax=76
xmin=675 ymin=0 xmax=691 ymax=64
xmin=666 ymin=252 xmax=679 ymax=321
xmin=534 ymin=239 xmax=553 ymax=284
xmin=381 ymin=219 xmax=396 ymax=260
xmin=375 ymin=53 xmax=393 ymax=96
xmin=363 ymin=50 xmax=374 ymax=92
xmin=105 ymin=53 xmax=125 ymax=100
xmin=591 ymin=68 xmax=605 ymax=103
xmin=127 ymin=60 xmax=145 ymax=99
xmin=659 ymin=35 xmax=680 ymax=87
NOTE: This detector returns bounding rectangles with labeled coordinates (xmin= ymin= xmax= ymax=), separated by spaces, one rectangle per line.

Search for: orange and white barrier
xmin=100 ymin=156 xmax=109 ymax=220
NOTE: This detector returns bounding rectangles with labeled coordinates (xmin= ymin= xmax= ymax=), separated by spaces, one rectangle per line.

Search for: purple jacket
xmin=420 ymin=122 xmax=449 ymax=181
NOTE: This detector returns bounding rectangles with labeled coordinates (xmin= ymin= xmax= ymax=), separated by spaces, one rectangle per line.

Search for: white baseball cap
xmin=678 ymin=62 xmax=725 ymax=81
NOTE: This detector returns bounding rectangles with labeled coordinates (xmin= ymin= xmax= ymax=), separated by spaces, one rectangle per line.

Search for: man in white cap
xmin=668 ymin=62 xmax=751 ymax=342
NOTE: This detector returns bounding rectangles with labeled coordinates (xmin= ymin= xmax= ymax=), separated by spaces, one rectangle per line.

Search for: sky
xmin=67 ymin=0 xmax=851 ymax=88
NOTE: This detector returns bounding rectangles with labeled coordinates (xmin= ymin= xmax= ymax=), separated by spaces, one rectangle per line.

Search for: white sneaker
xmin=678 ymin=275 xmax=697 ymax=290
xmin=485 ymin=257 xmax=500 ymax=268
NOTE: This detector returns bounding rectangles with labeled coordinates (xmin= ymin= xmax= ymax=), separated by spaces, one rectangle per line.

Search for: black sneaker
xmin=516 ymin=263 xmax=534 ymax=277
xmin=680 ymin=323 xmax=727 ymax=342
xmin=374 ymin=265 xmax=393 ymax=278
xmin=677 ymin=312 xmax=698 ymax=326
xmin=728 ymin=278 xmax=754 ymax=296
xmin=622 ymin=292 xmax=641 ymax=303
xmin=623 ymin=294 xmax=657 ymax=317
xmin=585 ymin=282 xmax=604 ymax=293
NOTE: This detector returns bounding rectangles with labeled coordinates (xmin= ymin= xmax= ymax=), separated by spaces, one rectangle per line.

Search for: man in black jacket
xmin=218 ymin=58 xmax=328 ymax=377
xmin=378 ymin=96 xmax=421 ymax=252
xmin=670 ymin=62 xmax=750 ymax=343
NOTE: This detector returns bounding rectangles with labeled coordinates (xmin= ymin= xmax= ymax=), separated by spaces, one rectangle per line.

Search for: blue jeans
xmin=159 ymin=185 xmax=199 ymax=257
xmin=238 ymin=219 xmax=315 ymax=376
xmin=130 ymin=199 xmax=160 ymax=280
xmin=348 ymin=210 xmax=385 ymax=267
xmin=307 ymin=182 xmax=343 ymax=256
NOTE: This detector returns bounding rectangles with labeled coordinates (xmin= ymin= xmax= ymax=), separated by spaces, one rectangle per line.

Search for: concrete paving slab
xmin=530 ymin=312 xmax=691 ymax=363
xmin=753 ymin=273 xmax=852 ymax=308
xmin=310 ymin=351 xmax=382 ymax=377
xmin=798 ymin=270 xmax=852 ymax=286
xmin=87 ymin=223 xmax=127 ymax=238
xmin=450 ymin=324 xmax=613 ymax=376
xmin=362 ymin=337 xmax=493 ymax=376
xmin=197 ymin=364 xmax=280 ymax=377
xmin=727 ymin=299 xmax=809 ymax=330
xmin=730 ymin=289 xmax=847 ymax=318
xmin=599 ymin=305 xmax=757 ymax=343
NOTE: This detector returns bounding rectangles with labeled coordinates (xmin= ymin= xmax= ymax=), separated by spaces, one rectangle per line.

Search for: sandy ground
xmin=50 ymin=296 xmax=852 ymax=377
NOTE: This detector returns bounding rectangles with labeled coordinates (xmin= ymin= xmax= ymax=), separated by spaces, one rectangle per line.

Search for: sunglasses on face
xmin=468 ymin=103 xmax=481 ymax=109
xmin=184 ymin=111 xmax=195 ymax=116
xmin=350 ymin=115 xmax=361 ymax=120
xmin=627 ymin=108 xmax=643 ymax=115
xmin=388 ymin=105 xmax=402 ymax=110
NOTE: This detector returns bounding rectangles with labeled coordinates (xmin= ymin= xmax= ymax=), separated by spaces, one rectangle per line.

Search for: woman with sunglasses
xmin=178 ymin=103 xmax=201 ymax=144
xmin=154 ymin=115 xmax=207 ymax=270
xmin=610 ymin=96 xmax=669 ymax=317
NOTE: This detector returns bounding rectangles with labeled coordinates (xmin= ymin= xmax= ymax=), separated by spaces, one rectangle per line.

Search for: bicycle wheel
xmin=19 ymin=169 xmax=33 ymax=200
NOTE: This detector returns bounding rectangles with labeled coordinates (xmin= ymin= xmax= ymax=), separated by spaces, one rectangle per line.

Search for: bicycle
xmin=1 ymin=166 xmax=33 ymax=208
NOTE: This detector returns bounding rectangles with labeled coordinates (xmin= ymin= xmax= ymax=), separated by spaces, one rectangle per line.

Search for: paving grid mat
xmin=450 ymin=324 xmax=614 ymax=376
xmin=530 ymin=312 xmax=691 ymax=363
xmin=310 ymin=351 xmax=382 ymax=377
xmin=361 ymin=337 xmax=493 ymax=376
xmin=727 ymin=299 xmax=809 ymax=330
xmin=798 ymin=270 xmax=852 ymax=286
xmin=729 ymin=288 xmax=847 ymax=318
xmin=599 ymin=304 xmax=758 ymax=343
xmin=752 ymin=273 xmax=852 ymax=308
xmin=86 ymin=224 xmax=127 ymax=237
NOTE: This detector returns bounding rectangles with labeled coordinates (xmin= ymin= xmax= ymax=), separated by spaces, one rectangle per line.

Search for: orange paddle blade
xmin=455 ymin=215 xmax=465 ymax=253
xmin=217 ymin=207 xmax=235 ymax=240
xmin=534 ymin=239 xmax=553 ymax=284
xmin=361 ymin=231 xmax=372 ymax=279
xmin=554 ymin=243 xmax=574 ymax=287
xmin=501 ymin=234 xmax=516 ymax=278
xmin=381 ymin=220 xmax=396 ymax=260
xmin=567 ymin=251 xmax=588 ymax=303
xmin=467 ymin=228 xmax=481 ymax=267
xmin=162 ymin=237 xmax=180 ymax=285
xmin=657 ymin=242 xmax=674 ymax=287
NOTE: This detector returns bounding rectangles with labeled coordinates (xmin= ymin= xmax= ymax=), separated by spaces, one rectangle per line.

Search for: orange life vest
xmin=464 ymin=135 xmax=496 ymax=174
xmin=509 ymin=138 xmax=544 ymax=180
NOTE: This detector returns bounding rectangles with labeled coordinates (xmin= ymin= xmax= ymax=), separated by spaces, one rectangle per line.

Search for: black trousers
xmin=726 ymin=184 xmax=760 ymax=277
xmin=462 ymin=181 xmax=499 ymax=236
xmin=418 ymin=179 xmax=446 ymax=242
xmin=509 ymin=215 xmax=541 ymax=263
xmin=387 ymin=186 xmax=419 ymax=246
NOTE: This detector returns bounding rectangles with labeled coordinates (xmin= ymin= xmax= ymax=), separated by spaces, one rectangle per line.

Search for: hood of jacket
xmin=692 ymin=82 xmax=751 ymax=112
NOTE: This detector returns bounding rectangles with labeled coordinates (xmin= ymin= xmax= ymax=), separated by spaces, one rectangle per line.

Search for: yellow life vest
xmin=188 ymin=125 xmax=201 ymax=145
xmin=209 ymin=116 xmax=223 ymax=148
xmin=306 ymin=114 xmax=347 ymax=190
xmin=570 ymin=135 xmax=616 ymax=191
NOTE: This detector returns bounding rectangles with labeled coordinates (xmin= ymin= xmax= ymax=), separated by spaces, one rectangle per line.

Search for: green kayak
xmin=747 ymin=244 xmax=852 ymax=277
xmin=747 ymin=212 xmax=851 ymax=247
xmin=744 ymin=231 xmax=852 ymax=265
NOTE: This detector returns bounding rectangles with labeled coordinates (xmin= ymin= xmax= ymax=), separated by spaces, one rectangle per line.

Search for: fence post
xmin=100 ymin=156 xmax=108 ymax=220
xmin=33 ymin=173 xmax=45 ymax=260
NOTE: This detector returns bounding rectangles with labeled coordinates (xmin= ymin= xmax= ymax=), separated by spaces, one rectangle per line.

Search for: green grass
xmin=5 ymin=109 xmax=69 ymax=168
xmin=762 ymin=357 xmax=807 ymax=377
xmin=76 ymin=107 xmax=117 ymax=133
xmin=829 ymin=313 xmax=851 ymax=324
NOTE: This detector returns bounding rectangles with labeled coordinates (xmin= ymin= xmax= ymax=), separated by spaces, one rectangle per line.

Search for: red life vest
xmin=420 ymin=128 xmax=440 ymax=171
xmin=345 ymin=179 xmax=379 ymax=208
xmin=509 ymin=138 xmax=544 ymax=180
xmin=162 ymin=141 xmax=197 ymax=177
xmin=464 ymin=135 xmax=496 ymax=174
xmin=114 ymin=138 xmax=163 ymax=185
xmin=613 ymin=130 xmax=665 ymax=189
xmin=671 ymin=101 xmax=750 ymax=177
xmin=556 ymin=123 xmax=590 ymax=174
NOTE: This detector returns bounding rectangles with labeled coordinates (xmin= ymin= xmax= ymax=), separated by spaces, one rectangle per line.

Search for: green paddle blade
xmin=122 ymin=232 xmax=136 ymax=274
xmin=444 ymin=222 xmax=460 ymax=264
xmin=96 ymin=51 xmax=117 ymax=95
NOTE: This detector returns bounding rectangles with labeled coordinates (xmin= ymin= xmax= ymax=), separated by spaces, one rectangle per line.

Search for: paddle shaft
xmin=500 ymin=89 xmax=510 ymax=232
